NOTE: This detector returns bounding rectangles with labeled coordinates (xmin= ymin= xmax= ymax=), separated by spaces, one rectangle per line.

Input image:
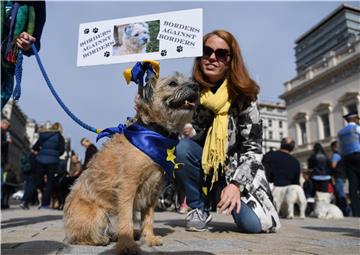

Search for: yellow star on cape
xmin=166 ymin=146 xmax=181 ymax=170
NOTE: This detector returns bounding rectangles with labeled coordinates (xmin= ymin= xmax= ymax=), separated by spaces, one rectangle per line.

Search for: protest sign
xmin=77 ymin=8 xmax=202 ymax=66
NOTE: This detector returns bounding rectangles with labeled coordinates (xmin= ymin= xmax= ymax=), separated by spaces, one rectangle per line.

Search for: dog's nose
xmin=188 ymin=83 xmax=199 ymax=92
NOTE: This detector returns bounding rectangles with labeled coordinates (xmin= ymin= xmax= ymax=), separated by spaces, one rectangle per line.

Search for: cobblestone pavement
xmin=1 ymin=204 xmax=360 ymax=255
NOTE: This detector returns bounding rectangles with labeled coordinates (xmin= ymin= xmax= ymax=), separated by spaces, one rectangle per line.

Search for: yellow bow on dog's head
xmin=123 ymin=60 xmax=160 ymax=85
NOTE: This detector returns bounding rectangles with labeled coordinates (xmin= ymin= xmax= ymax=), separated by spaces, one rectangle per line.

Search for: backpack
xmin=20 ymin=153 xmax=32 ymax=174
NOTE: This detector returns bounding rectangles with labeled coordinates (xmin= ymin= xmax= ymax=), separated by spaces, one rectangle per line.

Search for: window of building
xmin=320 ymin=113 xmax=331 ymax=138
xmin=269 ymin=131 xmax=273 ymax=140
xmin=279 ymin=121 xmax=283 ymax=128
xmin=347 ymin=103 xmax=357 ymax=114
xmin=279 ymin=132 xmax=283 ymax=139
xmin=268 ymin=119 xmax=272 ymax=127
xmin=314 ymin=103 xmax=333 ymax=140
xmin=299 ymin=121 xmax=307 ymax=145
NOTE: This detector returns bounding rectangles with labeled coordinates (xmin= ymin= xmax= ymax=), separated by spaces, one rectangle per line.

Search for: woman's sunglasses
xmin=202 ymin=46 xmax=231 ymax=62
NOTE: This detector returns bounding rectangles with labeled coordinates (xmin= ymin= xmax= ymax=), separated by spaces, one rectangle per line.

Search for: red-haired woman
xmin=175 ymin=30 xmax=280 ymax=233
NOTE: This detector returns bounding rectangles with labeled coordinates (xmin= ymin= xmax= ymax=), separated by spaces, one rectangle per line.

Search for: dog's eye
xmin=134 ymin=33 xmax=139 ymax=37
xmin=169 ymin=81 xmax=177 ymax=87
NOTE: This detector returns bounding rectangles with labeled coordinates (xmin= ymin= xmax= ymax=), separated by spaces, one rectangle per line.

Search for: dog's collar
xmin=137 ymin=120 xmax=179 ymax=140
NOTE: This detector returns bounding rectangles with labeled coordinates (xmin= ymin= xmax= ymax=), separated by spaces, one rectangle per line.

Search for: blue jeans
xmin=334 ymin=178 xmax=346 ymax=199
xmin=175 ymin=139 xmax=262 ymax=233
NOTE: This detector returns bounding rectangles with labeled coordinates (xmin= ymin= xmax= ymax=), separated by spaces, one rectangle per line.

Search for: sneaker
xmin=185 ymin=208 xmax=212 ymax=232
xmin=19 ymin=202 xmax=30 ymax=210
xmin=38 ymin=205 xmax=53 ymax=210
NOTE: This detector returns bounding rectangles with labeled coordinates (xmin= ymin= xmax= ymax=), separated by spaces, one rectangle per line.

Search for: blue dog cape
xmin=97 ymin=123 xmax=180 ymax=179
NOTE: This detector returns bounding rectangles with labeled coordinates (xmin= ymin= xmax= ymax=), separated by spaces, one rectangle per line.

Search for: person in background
xmin=80 ymin=137 xmax=98 ymax=170
xmin=175 ymin=30 xmax=280 ymax=233
xmin=307 ymin=143 xmax=332 ymax=195
xmin=181 ymin=123 xmax=197 ymax=139
xmin=338 ymin=111 xmax=360 ymax=217
xmin=263 ymin=137 xmax=301 ymax=187
xmin=1 ymin=164 xmax=17 ymax=209
xmin=33 ymin=122 xmax=65 ymax=209
xmin=20 ymin=147 xmax=41 ymax=210
xmin=330 ymin=140 xmax=350 ymax=216
xmin=68 ymin=152 xmax=82 ymax=177
xmin=1 ymin=118 xmax=12 ymax=168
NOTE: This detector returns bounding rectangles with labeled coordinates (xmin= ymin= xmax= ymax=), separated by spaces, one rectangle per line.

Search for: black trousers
xmin=39 ymin=163 xmax=59 ymax=207
xmin=344 ymin=152 xmax=360 ymax=217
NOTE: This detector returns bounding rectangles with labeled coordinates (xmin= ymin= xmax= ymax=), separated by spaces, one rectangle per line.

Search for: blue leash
xmin=14 ymin=44 xmax=101 ymax=134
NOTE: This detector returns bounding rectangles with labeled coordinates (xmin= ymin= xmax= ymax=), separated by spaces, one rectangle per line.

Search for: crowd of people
xmin=263 ymin=111 xmax=360 ymax=218
xmin=1 ymin=118 xmax=98 ymax=210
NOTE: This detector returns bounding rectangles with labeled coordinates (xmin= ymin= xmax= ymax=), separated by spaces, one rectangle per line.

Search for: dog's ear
xmin=124 ymin=25 xmax=132 ymax=37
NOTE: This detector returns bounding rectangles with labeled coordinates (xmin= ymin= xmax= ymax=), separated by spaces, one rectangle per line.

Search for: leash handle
xmin=28 ymin=43 xmax=101 ymax=134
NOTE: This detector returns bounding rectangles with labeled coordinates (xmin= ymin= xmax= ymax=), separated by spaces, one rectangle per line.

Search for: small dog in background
xmin=311 ymin=191 xmax=344 ymax=219
xmin=113 ymin=22 xmax=150 ymax=56
xmin=63 ymin=68 xmax=198 ymax=255
xmin=272 ymin=184 xmax=307 ymax=219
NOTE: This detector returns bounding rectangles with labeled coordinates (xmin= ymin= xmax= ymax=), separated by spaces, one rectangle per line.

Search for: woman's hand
xmin=16 ymin=32 xmax=36 ymax=51
xmin=217 ymin=182 xmax=241 ymax=215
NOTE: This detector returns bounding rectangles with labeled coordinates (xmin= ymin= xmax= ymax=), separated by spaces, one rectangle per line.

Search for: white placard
xmin=77 ymin=9 xmax=203 ymax=66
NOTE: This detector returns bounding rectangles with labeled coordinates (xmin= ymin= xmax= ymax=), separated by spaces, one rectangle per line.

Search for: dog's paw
xmin=145 ymin=235 xmax=162 ymax=247
xmin=115 ymin=241 xmax=141 ymax=255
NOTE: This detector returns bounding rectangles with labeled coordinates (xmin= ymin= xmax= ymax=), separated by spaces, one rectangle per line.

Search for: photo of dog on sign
xmin=113 ymin=20 xmax=160 ymax=56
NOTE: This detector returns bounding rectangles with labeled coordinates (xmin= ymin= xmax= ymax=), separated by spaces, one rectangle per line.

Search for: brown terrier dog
xmin=63 ymin=70 xmax=198 ymax=255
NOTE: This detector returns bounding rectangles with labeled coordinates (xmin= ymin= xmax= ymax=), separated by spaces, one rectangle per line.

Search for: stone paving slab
xmin=1 ymin=205 xmax=360 ymax=255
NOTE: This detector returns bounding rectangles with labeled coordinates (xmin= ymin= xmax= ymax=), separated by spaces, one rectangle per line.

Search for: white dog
xmin=272 ymin=184 xmax=307 ymax=219
xmin=113 ymin=22 xmax=150 ymax=55
xmin=311 ymin=192 xmax=344 ymax=219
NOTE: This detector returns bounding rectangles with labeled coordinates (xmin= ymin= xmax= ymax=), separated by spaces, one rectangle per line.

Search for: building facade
xmin=295 ymin=4 xmax=360 ymax=73
xmin=2 ymin=100 xmax=30 ymax=179
xmin=280 ymin=4 xmax=360 ymax=166
xmin=259 ymin=101 xmax=288 ymax=153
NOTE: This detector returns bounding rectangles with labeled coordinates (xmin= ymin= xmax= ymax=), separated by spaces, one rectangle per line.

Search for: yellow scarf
xmin=200 ymin=79 xmax=231 ymax=184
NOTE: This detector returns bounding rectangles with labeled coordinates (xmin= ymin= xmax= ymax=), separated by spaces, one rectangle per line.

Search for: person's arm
xmin=58 ymin=134 xmax=65 ymax=156
xmin=225 ymin=101 xmax=264 ymax=193
xmin=18 ymin=1 xmax=46 ymax=56
xmin=331 ymin=153 xmax=341 ymax=169
xmin=32 ymin=137 xmax=41 ymax=151
xmin=219 ymin=102 xmax=263 ymax=215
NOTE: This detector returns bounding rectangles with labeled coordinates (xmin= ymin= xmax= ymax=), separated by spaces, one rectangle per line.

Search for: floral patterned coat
xmin=191 ymin=96 xmax=281 ymax=232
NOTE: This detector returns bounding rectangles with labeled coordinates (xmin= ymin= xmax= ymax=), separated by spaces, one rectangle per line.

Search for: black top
xmin=262 ymin=150 xmax=301 ymax=186
xmin=83 ymin=144 xmax=98 ymax=170
xmin=307 ymin=152 xmax=331 ymax=176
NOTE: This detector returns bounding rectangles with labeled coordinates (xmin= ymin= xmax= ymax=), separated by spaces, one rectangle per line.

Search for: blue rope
xmin=14 ymin=44 xmax=99 ymax=134
xmin=13 ymin=48 xmax=23 ymax=101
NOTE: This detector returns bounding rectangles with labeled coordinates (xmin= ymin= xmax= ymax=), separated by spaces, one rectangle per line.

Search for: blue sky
xmin=18 ymin=1 xmax=358 ymax=160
